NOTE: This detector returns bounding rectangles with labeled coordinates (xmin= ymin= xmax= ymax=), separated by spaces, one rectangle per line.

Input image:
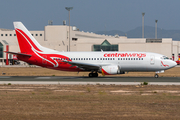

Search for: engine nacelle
xmin=100 ymin=65 xmax=125 ymax=75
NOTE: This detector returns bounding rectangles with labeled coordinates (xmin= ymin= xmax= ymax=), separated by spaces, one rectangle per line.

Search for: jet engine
xmin=100 ymin=65 xmax=125 ymax=75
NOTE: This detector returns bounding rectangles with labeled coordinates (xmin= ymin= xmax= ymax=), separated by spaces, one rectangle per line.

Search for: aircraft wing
xmin=63 ymin=61 xmax=100 ymax=71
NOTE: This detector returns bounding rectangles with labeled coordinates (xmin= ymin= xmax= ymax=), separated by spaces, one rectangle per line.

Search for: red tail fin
xmin=14 ymin=22 xmax=43 ymax=54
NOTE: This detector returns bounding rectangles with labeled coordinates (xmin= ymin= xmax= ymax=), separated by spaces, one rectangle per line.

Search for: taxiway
xmin=0 ymin=76 xmax=180 ymax=85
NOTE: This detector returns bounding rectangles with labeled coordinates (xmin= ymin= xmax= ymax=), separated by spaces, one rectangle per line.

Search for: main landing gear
xmin=154 ymin=74 xmax=159 ymax=78
xmin=89 ymin=72 xmax=98 ymax=77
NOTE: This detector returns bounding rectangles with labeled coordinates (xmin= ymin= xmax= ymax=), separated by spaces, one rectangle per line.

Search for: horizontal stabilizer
xmin=6 ymin=51 xmax=32 ymax=57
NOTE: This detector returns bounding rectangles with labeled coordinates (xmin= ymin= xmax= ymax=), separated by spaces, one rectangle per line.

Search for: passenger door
xmin=150 ymin=56 xmax=155 ymax=65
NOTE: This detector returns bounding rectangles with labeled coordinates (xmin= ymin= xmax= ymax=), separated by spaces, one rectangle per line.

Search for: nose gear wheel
xmin=154 ymin=74 xmax=159 ymax=78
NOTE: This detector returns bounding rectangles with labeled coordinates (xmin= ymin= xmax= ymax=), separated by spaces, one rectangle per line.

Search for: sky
xmin=0 ymin=0 xmax=180 ymax=32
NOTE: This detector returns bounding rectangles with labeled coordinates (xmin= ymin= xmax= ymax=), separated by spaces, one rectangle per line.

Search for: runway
xmin=0 ymin=76 xmax=180 ymax=85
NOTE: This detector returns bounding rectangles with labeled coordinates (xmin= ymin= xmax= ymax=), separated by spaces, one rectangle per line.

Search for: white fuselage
xmin=52 ymin=51 xmax=176 ymax=72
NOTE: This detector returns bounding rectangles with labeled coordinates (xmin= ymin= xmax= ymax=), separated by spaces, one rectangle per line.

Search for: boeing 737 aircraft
xmin=7 ymin=22 xmax=177 ymax=78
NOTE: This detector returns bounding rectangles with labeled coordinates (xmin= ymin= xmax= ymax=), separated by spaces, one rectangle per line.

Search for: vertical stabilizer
xmin=14 ymin=22 xmax=56 ymax=54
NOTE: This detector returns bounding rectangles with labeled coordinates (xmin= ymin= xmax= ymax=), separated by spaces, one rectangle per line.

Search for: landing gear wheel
xmin=89 ymin=73 xmax=93 ymax=77
xmin=154 ymin=74 xmax=159 ymax=78
xmin=94 ymin=73 xmax=98 ymax=77
xmin=88 ymin=73 xmax=98 ymax=77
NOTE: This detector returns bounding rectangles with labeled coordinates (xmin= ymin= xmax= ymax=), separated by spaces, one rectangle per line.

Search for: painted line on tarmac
xmin=0 ymin=81 xmax=180 ymax=85
xmin=35 ymin=77 xmax=52 ymax=79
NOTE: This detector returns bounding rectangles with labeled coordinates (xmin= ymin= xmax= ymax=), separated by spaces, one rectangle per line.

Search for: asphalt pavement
xmin=0 ymin=76 xmax=180 ymax=85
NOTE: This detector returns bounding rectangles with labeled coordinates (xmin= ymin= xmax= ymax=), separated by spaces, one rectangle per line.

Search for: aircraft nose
xmin=171 ymin=61 xmax=177 ymax=67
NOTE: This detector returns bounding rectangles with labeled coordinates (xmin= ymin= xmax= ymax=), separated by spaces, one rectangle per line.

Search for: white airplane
xmin=7 ymin=22 xmax=177 ymax=78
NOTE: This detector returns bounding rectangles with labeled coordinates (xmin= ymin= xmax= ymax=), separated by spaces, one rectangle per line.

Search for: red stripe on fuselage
xmin=15 ymin=28 xmax=82 ymax=72
xmin=161 ymin=61 xmax=169 ymax=67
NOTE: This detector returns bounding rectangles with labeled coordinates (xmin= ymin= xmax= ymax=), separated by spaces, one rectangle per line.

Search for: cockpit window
xmin=161 ymin=56 xmax=169 ymax=60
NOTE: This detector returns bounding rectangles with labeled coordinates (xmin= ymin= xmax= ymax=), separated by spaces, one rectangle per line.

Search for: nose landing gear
xmin=154 ymin=74 xmax=159 ymax=78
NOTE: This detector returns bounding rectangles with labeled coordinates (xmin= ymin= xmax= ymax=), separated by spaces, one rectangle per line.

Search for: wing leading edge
xmin=63 ymin=60 xmax=100 ymax=71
